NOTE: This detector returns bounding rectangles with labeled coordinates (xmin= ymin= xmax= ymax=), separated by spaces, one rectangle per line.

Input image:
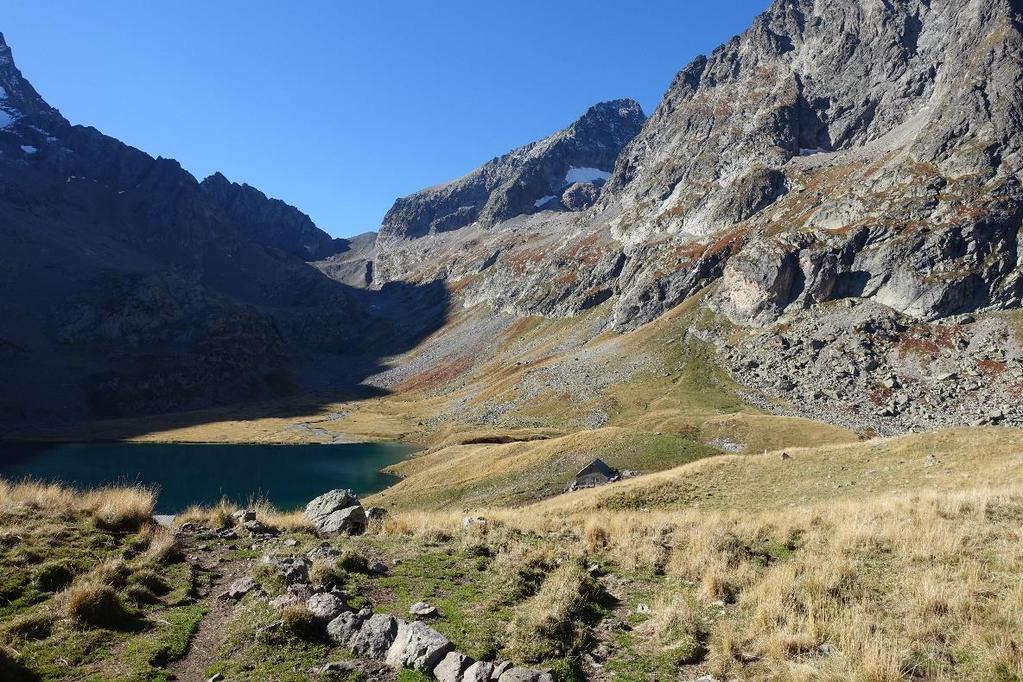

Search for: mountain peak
xmin=379 ymin=98 xmax=646 ymax=240
xmin=0 ymin=32 xmax=64 ymax=126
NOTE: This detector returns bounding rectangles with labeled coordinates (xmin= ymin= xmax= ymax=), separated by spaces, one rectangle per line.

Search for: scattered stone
xmin=369 ymin=561 xmax=389 ymax=576
xmin=282 ymin=538 xmax=298 ymax=547
xmin=636 ymin=603 xmax=650 ymax=614
xmin=220 ymin=576 xmax=257 ymax=600
xmin=307 ymin=592 xmax=347 ymax=621
xmin=206 ymin=675 xmax=224 ymax=682
xmin=244 ymin=519 xmax=277 ymax=536
xmin=307 ymin=542 xmax=340 ymax=562
xmin=409 ymin=601 xmax=440 ymax=618
xmin=780 ymin=451 xmax=791 ymax=461
xmin=233 ymin=509 xmax=256 ymax=523
xmin=491 ymin=661 xmax=513 ymax=679
xmin=497 ymin=668 xmax=554 ymax=682
xmin=923 ymin=454 xmax=941 ymax=468
xmin=263 ymin=555 xmax=311 ymax=584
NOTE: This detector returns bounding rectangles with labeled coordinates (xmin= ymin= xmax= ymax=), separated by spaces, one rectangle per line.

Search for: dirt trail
xmin=168 ymin=540 xmax=252 ymax=681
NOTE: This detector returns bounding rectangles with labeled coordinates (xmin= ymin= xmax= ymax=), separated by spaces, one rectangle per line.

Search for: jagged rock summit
xmin=200 ymin=172 xmax=349 ymax=261
xmin=379 ymin=99 xmax=645 ymax=240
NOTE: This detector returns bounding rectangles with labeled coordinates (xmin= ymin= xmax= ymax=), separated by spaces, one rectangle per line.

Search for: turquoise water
xmin=0 ymin=441 xmax=412 ymax=513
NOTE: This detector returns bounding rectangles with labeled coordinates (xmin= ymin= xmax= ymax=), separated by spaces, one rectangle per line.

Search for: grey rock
xmin=409 ymin=601 xmax=439 ymax=618
xmin=306 ymin=592 xmax=347 ymax=621
xmin=385 ymin=619 xmax=454 ymax=672
xmin=497 ymin=668 xmax=554 ymax=682
xmin=434 ymin=651 xmax=474 ymax=682
xmin=350 ymin=613 xmax=400 ymax=658
xmin=305 ymin=489 xmax=367 ymax=536
xmin=221 ymin=576 xmax=257 ymax=600
xmin=232 ymin=509 xmax=256 ymax=523
xmin=326 ymin=611 xmax=363 ymax=645
xmin=463 ymin=661 xmax=496 ymax=682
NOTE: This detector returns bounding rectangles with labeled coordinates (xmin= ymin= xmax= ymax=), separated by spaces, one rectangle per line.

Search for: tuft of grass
xmin=281 ymin=604 xmax=321 ymax=640
xmin=83 ymin=486 xmax=155 ymax=532
xmin=62 ymin=581 xmax=132 ymax=629
xmin=310 ymin=559 xmax=345 ymax=589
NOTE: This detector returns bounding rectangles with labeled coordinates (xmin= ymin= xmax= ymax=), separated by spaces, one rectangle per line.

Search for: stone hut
xmin=572 ymin=458 xmax=620 ymax=489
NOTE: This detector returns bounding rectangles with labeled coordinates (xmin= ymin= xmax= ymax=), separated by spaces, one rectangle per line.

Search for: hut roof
xmin=576 ymin=458 xmax=617 ymax=478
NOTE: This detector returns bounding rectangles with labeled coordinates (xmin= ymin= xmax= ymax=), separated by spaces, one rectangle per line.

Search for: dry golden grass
xmin=373 ymin=426 xmax=1023 ymax=680
xmin=506 ymin=561 xmax=597 ymax=663
xmin=174 ymin=498 xmax=315 ymax=533
xmin=0 ymin=479 xmax=155 ymax=531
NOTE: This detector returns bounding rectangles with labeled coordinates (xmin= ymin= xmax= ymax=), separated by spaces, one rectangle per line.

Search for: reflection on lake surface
xmin=0 ymin=441 xmax=413 ymax=513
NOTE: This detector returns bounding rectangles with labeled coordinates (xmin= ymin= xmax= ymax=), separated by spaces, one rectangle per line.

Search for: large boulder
xmin=385 ymin=619 xmax=454 ymax=672
xmin=327 ymin=611 xmax=400 ymax=659
xmin=305 ymin=489 xmax=367 ymax=536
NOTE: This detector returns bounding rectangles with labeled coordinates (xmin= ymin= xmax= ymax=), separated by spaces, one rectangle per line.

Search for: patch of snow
xmin=20 ymin=145 xmax=37 ymax=155
xmin=534 ymin=195 xmax=557 ymax=208
xmin=565 ymin=166 xmax=611 ymax=184
xmin=0 ymin=109 xmax=15 ymax=129
xmin=0 ymin=86 xmax=7 ymax=100
xmin=799 ymin=147 xmax=827 ymax=156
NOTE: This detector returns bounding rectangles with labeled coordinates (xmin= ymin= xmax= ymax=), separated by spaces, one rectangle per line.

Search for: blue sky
xmin=4 ymin=1 xmax=769 ymax=237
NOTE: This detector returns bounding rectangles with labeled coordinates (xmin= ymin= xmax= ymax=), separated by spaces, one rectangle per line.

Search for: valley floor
xmin=4 ymin=301 xmax=1023 ymax=680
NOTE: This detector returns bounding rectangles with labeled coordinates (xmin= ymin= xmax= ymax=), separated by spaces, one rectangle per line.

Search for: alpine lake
xmin=0 ymin=440 xmax=413 ymax=513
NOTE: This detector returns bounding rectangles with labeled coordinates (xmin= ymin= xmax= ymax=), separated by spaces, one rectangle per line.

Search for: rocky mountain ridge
xmin=0 ymin=32 xmax=444 ymax=431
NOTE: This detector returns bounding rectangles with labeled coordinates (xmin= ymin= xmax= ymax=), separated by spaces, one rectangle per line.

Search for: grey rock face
xmin=378 ymin=99 xmax=645 ymax=240
xmin=349 ymin=613 xmax=400 ymax=658
xmin=385 ymin=619 xmax=455 ymax=672
xmin=364 ymin=0 xmax=1023 ymax=341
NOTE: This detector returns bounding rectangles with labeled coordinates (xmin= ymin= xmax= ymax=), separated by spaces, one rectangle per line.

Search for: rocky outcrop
xmin=378 ymin=99 xmax=644 ymax=241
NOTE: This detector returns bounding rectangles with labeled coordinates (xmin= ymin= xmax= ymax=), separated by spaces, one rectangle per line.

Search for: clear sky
xmin=4 ymin=1 xmax=769 ymax=238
